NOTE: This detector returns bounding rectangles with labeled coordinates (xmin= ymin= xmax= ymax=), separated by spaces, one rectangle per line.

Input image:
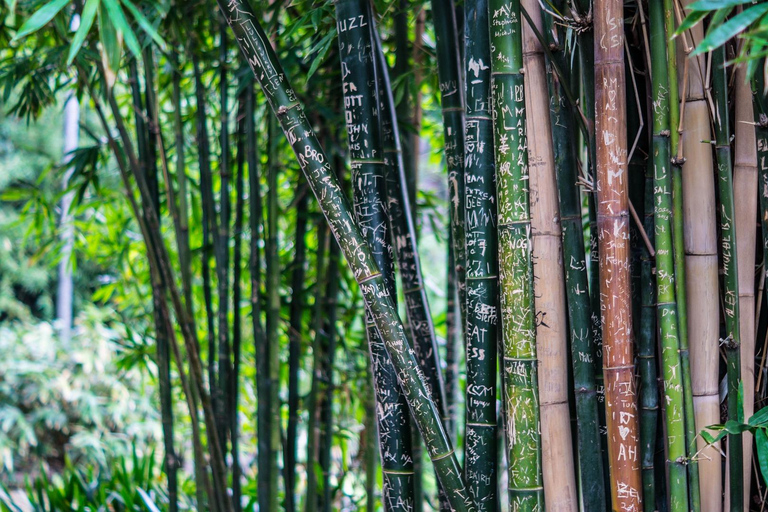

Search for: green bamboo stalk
xmin=445 ymin=233 xmax=459 ymax=444
xmin=230 ymin=88 xmax=246 ymax=512
xmin=712 ymin=44 xmax=743 ymax=512
xmin=286 ymin=184 xmax=308 ymax=512
xmin=662 ymin=3 xmax=700 ymax=507
xmin=220 ymin=2 xmax=474 ymax=508
xmin=335 ymin=1 xmax=414 ymax=507
xmin=755 ymin=63 xmax=768 ymax=276
xmin=463 ymin=0 xmax=498 ymax=508
xmin=489 ymin=0 xmax=543 ymax=508
xmin=264 ymin=112 xmax=281 ymax=512
xmin=648 ymin=1 xmax=690 ymax=509
xmin=430 ymin=0 xmax=468 ymax=336
xmin=545 ymin=10 xmax=606 ymax=509
xmin=639 ymin=158 xmax=660 ymax=509
xmin=215 ymin=19 xmax=232 ymax=461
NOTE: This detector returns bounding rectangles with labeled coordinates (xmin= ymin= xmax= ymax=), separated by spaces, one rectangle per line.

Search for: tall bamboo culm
xmin=677 ymin=2 xmax=722 ymax=508
xmin=219 ymin=2 xmax=475 ymax=510
xmin=593 ymin=0 xmax=644 ymax=506
xmin=334 ymin=1 xmax=415 ymax=508
xmin=463 ymin=0 xmax=498 ymax=509
xmin=733 ymin=62 xmax=758 ymax=512
xmin=545 ymin=7 xmax=607 ymax=507
xmin=489 ymin=0 xmax=544 ymax=508
xmin=712 ymin=44 xmax=743 ymax=512
xmin=521 ymin=1 xmax=578 ymax=508
xmin=648 ymin=1 xmax=690 ymax=508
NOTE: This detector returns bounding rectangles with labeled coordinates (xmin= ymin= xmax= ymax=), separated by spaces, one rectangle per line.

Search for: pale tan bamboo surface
xmin=522 ymin=0 xmax=578 ymax=508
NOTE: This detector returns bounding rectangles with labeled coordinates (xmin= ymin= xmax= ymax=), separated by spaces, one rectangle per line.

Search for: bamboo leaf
xmin=67 ymin=0 xmax=100 ymax=65
xmin=99 ymin=3 xmax=122 ymax=86
xmin=724 ymin=419 xmax=749 ymax=434
xmin=12 ymin=0 xmax=71 ymax=41
xmin=693 ymin=3 xmax=768 ymax=55
xmin=675 ymin=10 xmax=708 ymax=36
xmin=102 ymin=0 xmax=141 ymax=57
xmin=119 ymin=0 xmax=165 ymax=49
xmin=750 ymin=405 xmax=768 ymax=427
xmin=756 ymin=428 xmax=768 ymax=485
xmin=687 ymin=0 xmax=754 ymax=11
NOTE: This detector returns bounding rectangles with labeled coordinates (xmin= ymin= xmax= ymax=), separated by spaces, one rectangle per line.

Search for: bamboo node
xmin=277 ymin=105 xmax=288 ymax=116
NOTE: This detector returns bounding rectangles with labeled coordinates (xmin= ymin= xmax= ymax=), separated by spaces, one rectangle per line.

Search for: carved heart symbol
xmin=619 ymin=426 xmax=630 ymax=440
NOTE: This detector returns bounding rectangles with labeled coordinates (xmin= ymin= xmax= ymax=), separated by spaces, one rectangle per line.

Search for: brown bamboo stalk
xmin=521 ymin=0 xmax=578 ymax=508
xmin=677 ymin=5 xmax=721 ymax=509
xmin=734 ymin=62 xmax=758 ymax=512
xmin=593 ymin=0 xmax=644 ymax=507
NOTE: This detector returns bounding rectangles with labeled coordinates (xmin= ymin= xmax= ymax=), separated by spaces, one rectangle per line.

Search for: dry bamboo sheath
xmin=677 ymin=2 xmax=722 ymax=508
xmin=593 ymin=0 xmax=644 ymax=507
xmin=521 ymin=0 xmax=578 ymax=509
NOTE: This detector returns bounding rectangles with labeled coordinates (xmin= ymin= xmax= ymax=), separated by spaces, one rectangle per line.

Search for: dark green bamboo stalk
xmin=489 ymin=0 xmax=543 ymax=508
xmin=286 ymin=184 xmax=308 ymax=512
xmin=264 ymin=113 xmax=281 ymax=512
xmin=445 ymin=236 xmax=459 ymax=444
xmin=430 ymin=0 xmax=467 ymax=336
xmin=230 ymin=88 xmax=246 ymax=512
xmin=335 ymin=1 xmax=414 ymax=508
xmin=713 ymin=44 xmax=743 ymax=512
xmin=755 ymin=63 xmax=768 ymax=267
xmin=648 ymin=1 xmax=690 ymax=509
xmin=220 ymin=2 xmax=474 ymax=508
xmin=306 ymin=222 xmax=329 ymax=512
xmin=393 ymin=0 xmax=418 ymax=216
xmin=546 ymin=11 xmax=606 ymax=509
xmin=192 ymin=51 xmax=219 ymax=408
xmin=639 ymin=159 xmax=659 ymax=508
xmin=463 ymin=0 xmax=497 ymax=509
xmin=215 ymin=19 xmax=232 ymax=460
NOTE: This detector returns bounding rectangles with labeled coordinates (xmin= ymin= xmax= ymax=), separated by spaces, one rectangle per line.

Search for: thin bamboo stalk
xmin=593 ymin=0 xmax=644 ymax=505
xmin=649 ymin=2 xmax=690 ymax=509
xmin=463 ymin=0 xmax=498 ymax=509
xmin=546 ymin=8 xmax=607 ymax=508
xmin=430 ymin=0 xmax=468 ymax=336
xmin=221 ymin=2 xmax=474 ymax=508
xmin=712 ymin=44 xmax=743 ymax=512
xmin=734 ymin=61 xmax=758 ymax=512
xmin=678 ymin=2 xmax=722 ymax=508
xmin=489 ymin=0 xmax=544 ymax=508
xmin=521 ymin=1 xmax=578 ymax=508
xmin=445 ymin=235 xmax=459 ymax=444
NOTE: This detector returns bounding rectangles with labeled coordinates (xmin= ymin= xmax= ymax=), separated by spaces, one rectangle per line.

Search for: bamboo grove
xmin=6 ymin=0 xmax=768 ymax=510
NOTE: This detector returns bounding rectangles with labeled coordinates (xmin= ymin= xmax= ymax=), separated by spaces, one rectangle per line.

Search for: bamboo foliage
xmin=219 ymin=2 xmax=474 ymax=509
xmin=489 ymin=0 xmax=544 ymax=508
xmin=592 ymin=0 xmax=643 ymax=505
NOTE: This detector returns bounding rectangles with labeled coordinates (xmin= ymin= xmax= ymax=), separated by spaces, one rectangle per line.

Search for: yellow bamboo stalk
xmin=733 ymin=63 xmax=758 ymax=512
xmin=677 ymin=5 xmax=722 ymax=509
xmin=522 ymin=0 xmax=578 ymax=508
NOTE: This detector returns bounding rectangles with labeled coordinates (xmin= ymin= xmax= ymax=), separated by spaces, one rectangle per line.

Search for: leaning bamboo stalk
xmin=335 ymin=1 xmax=415 ymax=507
xmin=593 ymin=0 xmax=644 ymax=505
xmin=712 ymin=44 xmax=743 ymax=512
xmin=521 ymin=1 xmax=578 ymax=508
xmin=546 ymin=9 xmax=607 ymax=507
xmin=649 ymin=1 xmax=690 ymax=508
xmin=677 ymin=3 xmax=722 ymax=508
xmin=463 ymin=0 xmax=498 ymax=509
xmin=733 ymin=61 xmax=758 ymax=512
xmin=430 ymin=0 xmax=468 ymax=335
xmin=219 ymin=3 xmax=475 ymax=509
xmin=489 ymin=0 xmax=544 ymax=508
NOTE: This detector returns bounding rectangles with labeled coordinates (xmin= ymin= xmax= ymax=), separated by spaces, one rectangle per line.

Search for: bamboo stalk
xmin=445 ymin=235 xmax=459 ymax=444
xmin=463 ymin=0 xmax=498 ymax=509
xmin=222 ymin=2 xmax=475 ymax=508
xmin=521 ymin=1 xmax=578 ymax=508
xmin=678 ymin=2 xmax=722 ymax=508
xmin=546 ymin=7 xmax=607 ymax=508
xmin=489 ymin=0 xmax=544 ymax=508
xmin=335 ymin=1 xmax=415 ymax=508
xmin=593 ymin=0 xmax=644 ymax=505
xmin=733 ymin=61 xmax=758 ymax=512
xmin=649 ymin=1 xmax=691 ymax=510
xmin=430 ymin=0 xmax=468 ymax=336
xmin=712 ymin=44 xmax=743 ymax=512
